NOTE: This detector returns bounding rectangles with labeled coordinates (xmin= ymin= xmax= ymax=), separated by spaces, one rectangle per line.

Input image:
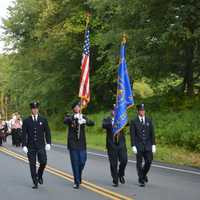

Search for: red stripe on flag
xmin=79 ymin=54 xmax=90 ymax=108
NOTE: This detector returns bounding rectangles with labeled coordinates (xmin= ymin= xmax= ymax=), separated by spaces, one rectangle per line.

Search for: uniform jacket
xmin=64 ymin=114 xmax=94 ymax=150
xmin=22 ymin=115 xmax=51 ymax=149
xmin=102 ymin=116 xmax=127 ymax=150
xmin=130 ymin=116 xmax=155 ymax=152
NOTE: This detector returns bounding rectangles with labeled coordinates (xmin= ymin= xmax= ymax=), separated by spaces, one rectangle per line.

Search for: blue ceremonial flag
xmin=113 ymin=42 xmax=134 ymax=135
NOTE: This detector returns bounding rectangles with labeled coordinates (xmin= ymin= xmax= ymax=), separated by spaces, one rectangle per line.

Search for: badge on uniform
xmin=146 ymin=122 xmax=150 ymax=126
xmin=40 ymin=122 xmax=43 ymax=125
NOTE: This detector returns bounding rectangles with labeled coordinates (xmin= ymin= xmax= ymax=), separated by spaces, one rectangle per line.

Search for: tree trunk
xmin=4 ymin=96 xmax=8 ymax=121
xmin=1 ymin=92 xmax=5 ymax=117
xmin=184 ymin=41 xmax=194 ymax=96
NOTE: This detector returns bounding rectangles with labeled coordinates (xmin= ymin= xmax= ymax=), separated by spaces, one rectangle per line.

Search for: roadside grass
xmin=52 ymin=130 xmax=200 ymax=168
xmin=51 ymin=96 xmax=200 ymax=168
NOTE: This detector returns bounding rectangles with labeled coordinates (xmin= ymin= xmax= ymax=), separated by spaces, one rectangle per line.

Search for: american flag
xmin=79 ymin=28 xmax=90 ymax=108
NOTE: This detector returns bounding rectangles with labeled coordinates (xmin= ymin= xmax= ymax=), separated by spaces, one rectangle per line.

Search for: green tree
xmin=88 ymin=0 xmax=200 ymax=96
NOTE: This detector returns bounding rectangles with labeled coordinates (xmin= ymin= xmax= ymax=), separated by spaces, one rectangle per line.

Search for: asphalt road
xmin=0 ymin=138 xmax=200 ymax=200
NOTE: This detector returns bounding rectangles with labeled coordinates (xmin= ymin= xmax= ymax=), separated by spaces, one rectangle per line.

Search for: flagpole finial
xmin=122 ymin=33 xmax=127 ymax=44
xmin=85 ymin=12 xmax=91 ymax=27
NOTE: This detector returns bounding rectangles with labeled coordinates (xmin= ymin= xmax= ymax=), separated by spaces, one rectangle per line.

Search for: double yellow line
xmin=0 ymin=147 xmax=133 ymax=200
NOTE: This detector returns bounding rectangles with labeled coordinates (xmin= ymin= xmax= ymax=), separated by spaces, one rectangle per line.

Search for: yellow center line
xmin=0 ymin=147 xmax=134 ymax=200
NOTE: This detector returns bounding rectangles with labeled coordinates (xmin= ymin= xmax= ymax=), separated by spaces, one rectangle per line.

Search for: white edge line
xmin=52 ymin=144 xmax=200 ymax=176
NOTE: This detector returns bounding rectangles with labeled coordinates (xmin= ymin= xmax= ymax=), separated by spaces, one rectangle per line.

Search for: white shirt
xmin=74 ymin=113 xmax=83 ymax=120
xmin=111 ymin=118 xmax=114 ymax=126
xmin=10 ymin=118 xmax=15 ymax=125
xmin=32 ymin=114 xmax=38 ymax=121
xmin=138 ymin=116 xmax=145 ymax=124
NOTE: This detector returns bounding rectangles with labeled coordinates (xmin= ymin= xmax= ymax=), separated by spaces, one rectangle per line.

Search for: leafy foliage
xmin=0 ymin=0 xmax=200 ymax=116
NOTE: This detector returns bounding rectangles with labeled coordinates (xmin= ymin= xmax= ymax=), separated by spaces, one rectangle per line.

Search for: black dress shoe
xmin=73 ymin=184 xmax=79 ymax=189
xmin=119 ymin=176 xmax=125 ymax=184
xmin=112 ymin=181 xmax=118 ymax=187
xmin=138 ymin=179 xmax=145 ymax=187
xmin=32 ymin=183 xmax=38 ymax=189
xmin=143 ymin=176 xmax=148 ymax=183
xmin=38 ymin=177 xmax=43 ymax=185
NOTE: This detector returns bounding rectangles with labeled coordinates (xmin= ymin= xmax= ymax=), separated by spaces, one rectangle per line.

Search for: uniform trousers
xmin=27 ymin=148 xmax=47 ymax=184
xmin=136 ymin=150 xmax=153 ymax=181
xmin=69 ymin=149 xmax=87 ymax=185
xmin=107 ymin=147 xmax=128 ymax=183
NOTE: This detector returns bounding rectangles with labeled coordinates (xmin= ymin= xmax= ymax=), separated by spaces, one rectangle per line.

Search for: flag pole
xmin=122 ymin=32 xmax=127 ymax=44
xmin=114 ymin=33 xmax=128 ymax=143
xmin=80 ymin=12 xmax=91 ymax=111
xmin=78 ymin=12 xmax=91 ymax=140
xmin=85 ymin=12 xmax=90 ymax=29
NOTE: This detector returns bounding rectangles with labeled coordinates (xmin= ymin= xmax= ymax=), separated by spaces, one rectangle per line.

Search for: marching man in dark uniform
xmin=22 ymin=102 xmax=51 ymax=189
xmin=64 ymin=101 xmax=94 ymax=189
xmin=102 ymin=105 xmax=128 ymax=187
xmin=130 ymin=103 xmax=156 ymax=187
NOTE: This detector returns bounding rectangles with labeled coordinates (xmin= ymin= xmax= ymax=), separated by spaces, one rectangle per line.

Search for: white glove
xmin=74 ymin=113 xmax=83 ymax=120
xmin=78 ymin=118 xmax=86 ymax=125
xmin=74 ymin=113 xmax=79 ymax=119
xmin=23 ymin=146 xmax=28 ymax=154
xmin=132 ymin=146 xmax=137 ymax=154
xmin=152 ymin=145 xmax=156 ymax=153
xmin=45 ymin=144 xmax=51 ymax=151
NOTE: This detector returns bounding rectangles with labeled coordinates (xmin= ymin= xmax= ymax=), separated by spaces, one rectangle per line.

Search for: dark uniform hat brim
xmin=137 ymin=103 xmax=145 ymax=111
xmin=30 ymin=102 xmax=39 ymax=109
xmin=71 ymin=100 xmax=81 ymax=109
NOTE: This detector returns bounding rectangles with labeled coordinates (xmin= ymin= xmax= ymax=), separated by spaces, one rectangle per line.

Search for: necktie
xmin=141 ymin=118 xmax=144 ymax=124
xmin=34 ymin=115 xmax=36 ymax=122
